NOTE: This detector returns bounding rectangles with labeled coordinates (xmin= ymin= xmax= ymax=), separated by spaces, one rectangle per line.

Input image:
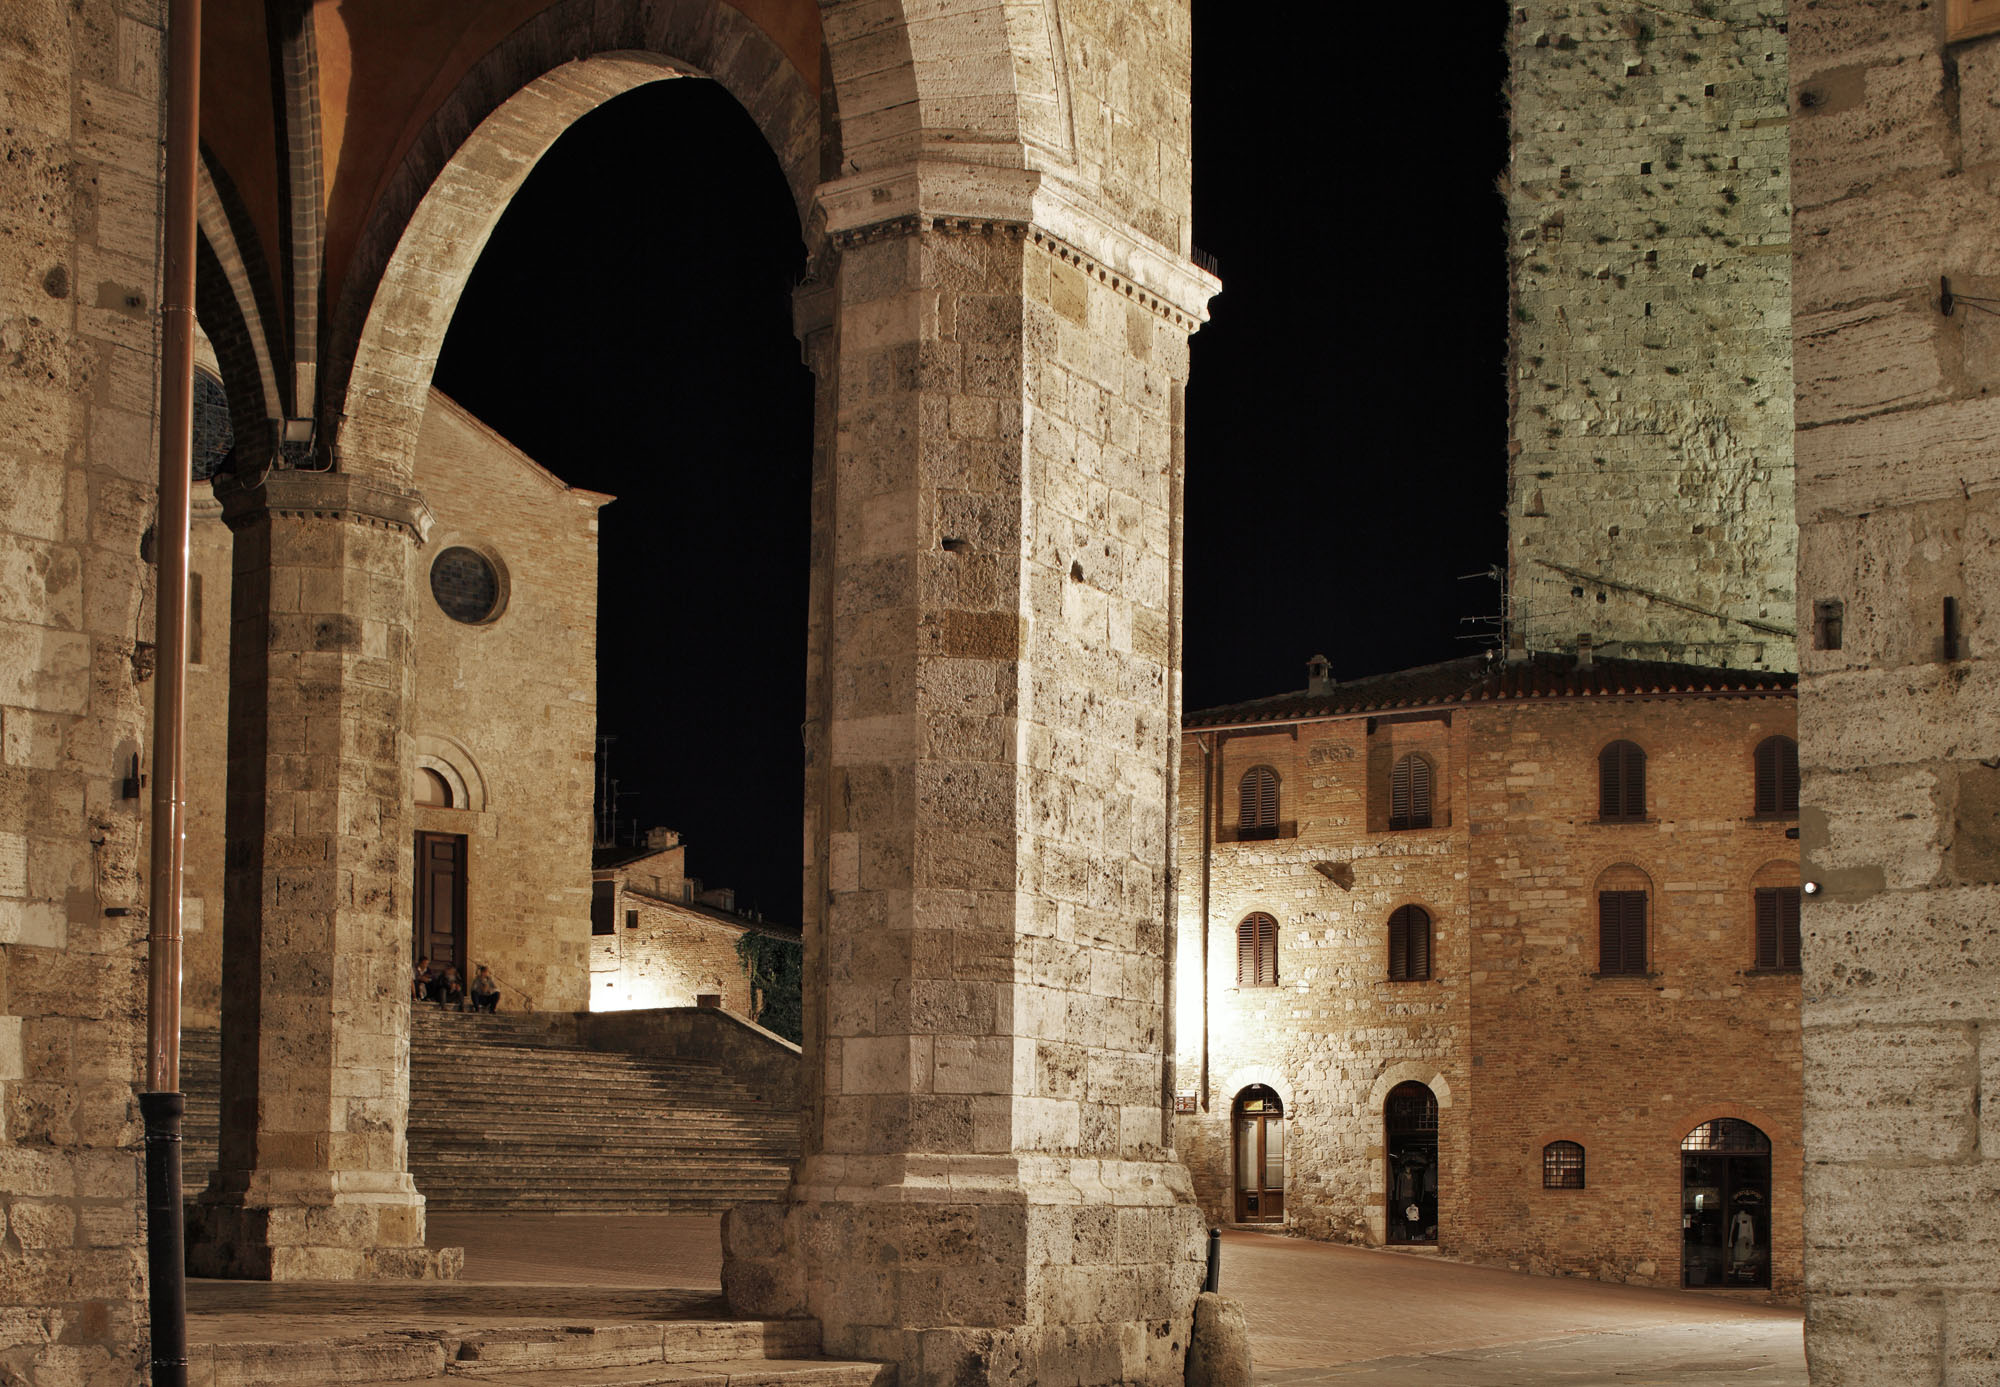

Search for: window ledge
xmin=1589 ymin=970 xmax=1660 ymax=981
xmin=1748 ymin=813 xmax=1799 ymax=824
xmin=1742 ymin=965 xmax=1802 ymax=977
xmin=1384 ymin=976 xmax=1436 ymax=984
xmin=1594 ymin=816 xmax=1654 ymax=826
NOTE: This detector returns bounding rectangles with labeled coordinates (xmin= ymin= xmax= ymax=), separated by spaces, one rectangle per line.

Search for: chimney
xmin=1307 ymin=653 xmax=1334 ymax=695
xmin=644 ymin=826 xmax=680 ymax=851
xmin=1577 ymin=632 xmax=1594 ymax=668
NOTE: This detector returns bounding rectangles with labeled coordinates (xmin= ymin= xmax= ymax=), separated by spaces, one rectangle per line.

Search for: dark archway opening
xmin=1385 ymin=1081 xmax=1439 ymax=1245
xmin=432 ymin=78 xmax=812 ymax=929
xmin=1681 ymin=1118 xmax=1772 ymax=1288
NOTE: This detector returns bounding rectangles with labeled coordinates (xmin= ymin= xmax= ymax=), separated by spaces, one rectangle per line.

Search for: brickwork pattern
xmin=0 ymin=1 xmax=164 ymax=1378
xmin=1170 ymin=688 xmax=1802 ymax=1297
xmin=1790 ymin=4 xmax=2000 ymax=1379
xmin=1507 ymin=1 xmax=1796 ymax=671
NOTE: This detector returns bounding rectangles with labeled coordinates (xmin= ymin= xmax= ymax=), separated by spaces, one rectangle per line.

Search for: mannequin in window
xmin=1730 ymin=1209 xmax=1756 ymax=1267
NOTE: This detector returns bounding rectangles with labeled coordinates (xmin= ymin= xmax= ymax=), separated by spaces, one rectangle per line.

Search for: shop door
xmin=414 ymin=832 xmax=468 ymax=977
xmin=1386 ymin=1081 xmax=1439 ymax=1245
xmin=1681 ymin=1118 xmax=1771 ymax=1288
xmin=1232 ymin=1086 xmax=1285 ymax=1223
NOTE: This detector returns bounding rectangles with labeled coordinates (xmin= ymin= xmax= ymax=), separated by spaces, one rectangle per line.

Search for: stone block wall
xmin=1172 ymin=719 xmax=1472 ymax=1248
xmin=1460 ymin=694 xmax=1802 ymax=1295
xmin=588 ymin=886 xmax=758 ymax=1015
xmin=1790 ymin=3 xmax=2000 ymax=1379
xmin=0 ymin=0 xmax=162 ymax=1377
xmin=1507 ymin=0 xmax=1796 ymax=669
xmin=181 ymin=389 xmax=600 ymax=1022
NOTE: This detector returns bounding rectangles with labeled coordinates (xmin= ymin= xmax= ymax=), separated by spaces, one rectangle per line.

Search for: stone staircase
xmin=179 ymin=1010 xmax=799 ymax=1213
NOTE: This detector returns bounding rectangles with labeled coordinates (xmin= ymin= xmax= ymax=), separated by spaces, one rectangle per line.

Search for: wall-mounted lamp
xmin=275 ymin=415 xmax=320 ymax=468
xmin=1803 ymin=881 xmax=1820 ymax=896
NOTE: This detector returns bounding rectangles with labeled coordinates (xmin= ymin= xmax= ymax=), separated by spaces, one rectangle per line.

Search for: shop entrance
xmin=1385 ymin=1081 xmax=1439 ymax=1245
xmin=1232 ymin=1085 xmax=1285 ymax=1223
xmin=1681 ymin=1118 xmax=1771 ymax=1288
xmin=413 ymin=831 xmax=468 ymax=982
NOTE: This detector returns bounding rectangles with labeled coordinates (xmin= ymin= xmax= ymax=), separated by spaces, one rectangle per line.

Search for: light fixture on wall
xmin=1803 ymin=881 xmax=1820 ymax=897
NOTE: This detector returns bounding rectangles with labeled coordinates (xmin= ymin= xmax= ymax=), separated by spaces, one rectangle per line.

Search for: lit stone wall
xmin=182 ymin=391 xmax=601 ymax=1020
xmin=589 ymin=885 xmax=759 ymax=1015
xmin=1790 ymin=3 xmax=2000 ymax=1379
xmin=1507 ymin=1 xmax=1796 ymax=670
xmin=1171 ymin=719 xmax=1471 ymax=1249
xmin=0 ymin=0 xmax=163 ymax=1376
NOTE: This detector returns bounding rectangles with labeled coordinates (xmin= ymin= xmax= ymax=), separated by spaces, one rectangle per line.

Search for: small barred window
xmin=1543 ymin=1141 xmax=1585 ymax=1189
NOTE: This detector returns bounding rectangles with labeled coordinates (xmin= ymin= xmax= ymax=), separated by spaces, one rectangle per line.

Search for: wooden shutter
xmin=1391 ymin=756 xmax=1433 ymax=831
xmin=1240 ymin=767 xmax=1279 ymax=838
xmin=1755 ymin=736 xmax=1800 ymax=816
xmin=1599 ymin=890 xmax=1645 ymax=974
xmin=1389 ymin=905 xmax=1430 ymax=981
xmin=1757 ymin=886 xmax=1801 ymax=968
xmin=1238 ymin=913 xmax=1277 ymax=986
xmin=1600 ymin=741 xmax=1645 ymax=820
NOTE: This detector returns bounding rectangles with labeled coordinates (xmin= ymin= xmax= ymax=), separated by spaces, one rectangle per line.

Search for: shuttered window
xmin=1240 ymin=766 xmax=1279 ymax=840
xmin=1598 ymin=890 xmax=1647 ymax=975
xmin=1388 ymin=905 xmax=1432 ymax=981
xmin=1237 ymin=912 xmax=1278 ymax=987
xmin=1754 ymin=886 xmax=1802 ymax=969
xmin=1598 ymin=740 xmax=1647 ymax=821
xmin=1389 ymin=754 xmax=1434 ymax=831
xmin=1753 ymin=736 xmax=1799 ymax=817
xmin=1543 ymin=1141 xmax=1586 ymax=1189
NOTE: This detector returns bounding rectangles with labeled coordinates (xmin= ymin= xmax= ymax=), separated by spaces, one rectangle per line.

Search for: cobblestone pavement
xmin=189 ymin=1215 xmax=1806 ymax=1385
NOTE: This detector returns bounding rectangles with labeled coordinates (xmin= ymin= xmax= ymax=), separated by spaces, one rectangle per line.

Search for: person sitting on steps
xmin=436 ymin=965 xmax=465 ymax=1009
xmin=470 ymin=964 xmax=500 ymax=1013
xmin=413 ymin=956 xmax=435 ymax=1002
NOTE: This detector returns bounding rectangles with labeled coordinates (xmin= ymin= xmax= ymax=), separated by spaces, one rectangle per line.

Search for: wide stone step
xmin=187 ymin=1316 xmax=892 ymax=1386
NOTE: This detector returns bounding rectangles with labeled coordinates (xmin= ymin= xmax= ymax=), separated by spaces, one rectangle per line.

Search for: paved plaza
xmin=184 ymin=1216 xmax=1805 ymax=1384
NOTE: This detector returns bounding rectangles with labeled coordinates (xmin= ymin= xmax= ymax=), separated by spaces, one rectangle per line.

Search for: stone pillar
xmin=187 ymin=469 xmax=458 ymax=1280
xmin=724 ymin=187 xmax=1214 ymax=1386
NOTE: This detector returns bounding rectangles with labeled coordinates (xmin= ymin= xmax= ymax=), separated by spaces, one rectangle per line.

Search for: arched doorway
xmin=1232 ymin=1085 xmax=1285 ymax=1223
xmin=1385 ymin=1081 xmax=1439 ymax=1245
xmin=1681 ymin=1118 xmax=1772 ymax=1287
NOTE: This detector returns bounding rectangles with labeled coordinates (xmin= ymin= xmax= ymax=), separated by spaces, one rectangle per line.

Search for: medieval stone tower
xmin=1506 ymin=1 xmax=1795 ymax=670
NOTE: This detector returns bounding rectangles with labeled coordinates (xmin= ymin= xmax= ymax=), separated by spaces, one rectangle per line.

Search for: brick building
xmin=1174 ymin=652 xmax=1802 ymax=1296
xmin=589 ymin=827 xmax=800 ymax=1017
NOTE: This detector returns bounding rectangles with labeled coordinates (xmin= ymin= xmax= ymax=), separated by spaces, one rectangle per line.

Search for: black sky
xmin=432 ymin=13 xmax=1511 ymax=919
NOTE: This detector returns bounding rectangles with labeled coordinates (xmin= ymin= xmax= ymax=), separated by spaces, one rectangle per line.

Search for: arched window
xmin=1543 ymin=1140 xmax=1585 ymax=1189
xmin=415 ymin=767 xmax=454 ymax=808
xmin=1390 ymin=754 xmax=1434 ymax=831
xmin=1598 ymin=740 xmax=1647 ymax=821
xmin=1385 ymin=1081 xmax=1439 ymax=1245
xmin=1388 ymin=905 xmax=1432 ymax=981
xmin=1232 ymin=1085 xmax=1285 ymax=1223
xmin=1596 ymin=865 xmax=1650 ymax=976
xmin=1681 ymin=1118 xmax=1772 ymax=1288
xmin=1237 ymin=912 xmax=1278 ymax=987
xmin=1239 ymin=766 xmax=1279 ymax=840
xmin=1753 ymin=735 xmax=1799 ymax=816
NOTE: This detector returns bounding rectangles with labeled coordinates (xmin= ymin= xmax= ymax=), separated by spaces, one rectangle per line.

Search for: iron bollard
xmin=1204 ymin=1227 xmax=1221 ymax=1292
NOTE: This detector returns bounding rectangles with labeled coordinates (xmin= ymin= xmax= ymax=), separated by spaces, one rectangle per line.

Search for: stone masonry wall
xmin=589 ymin=888 xmax=755 ymax=1015
xmin=407 ymin=393 xmax=601 ymax=1014
xmin=1508 ymin=1 xmax=1796 ymax=670
xmin=181 ymin=390 xmax=601 ymax=1022
xmin=0 ymin=0 xmax=164 ymax=1377
xmin=1790 ymin=4 xmax=2000 ymax=1379
xmin=1172 ymin=720 xmax=1472 ymax=1249
xmin=1460 ymin=694 xmax=1802 ymax=1296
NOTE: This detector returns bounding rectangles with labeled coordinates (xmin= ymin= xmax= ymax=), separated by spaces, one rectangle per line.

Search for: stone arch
xmin=1367 ymin=1062 xmax=1452 ymax=1115
xmin=414 ymin=733 xmax=487 ymax=813
xmin=332 ymin=8 xmax=822 ymax=482
xmin=194 ymin=156 xmax=284 ymax=466
xmin=1217 ymin=1066 xmax=1292 ymax=1113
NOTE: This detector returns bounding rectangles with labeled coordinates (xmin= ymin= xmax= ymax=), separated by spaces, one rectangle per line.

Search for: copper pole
xmin=144 ymin=0 xmax=199 ymax=1380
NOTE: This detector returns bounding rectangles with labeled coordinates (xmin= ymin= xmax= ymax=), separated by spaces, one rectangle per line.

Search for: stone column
xmin=724 ymin=183 xmax=1214 ymax=1386
xmin=187 ymin=468 xmax=458 ymax=1280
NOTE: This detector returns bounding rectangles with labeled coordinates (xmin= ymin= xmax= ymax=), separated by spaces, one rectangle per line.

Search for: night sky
xmin=432 ymin=11 xmax=1511 ymax=919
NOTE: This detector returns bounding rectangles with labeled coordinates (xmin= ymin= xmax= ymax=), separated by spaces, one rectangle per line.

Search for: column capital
xmin=815 ymin=161 xmax=1221 ymax=331
xmin=215 ymin=467 xmax=434 ymax=541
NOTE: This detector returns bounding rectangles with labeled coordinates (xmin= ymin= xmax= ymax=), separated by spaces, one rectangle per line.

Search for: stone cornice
xmin=817 ymin=162 xmax=1220 ymax=330
xmin=215 ymin=467 xmax=434 ymax=541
